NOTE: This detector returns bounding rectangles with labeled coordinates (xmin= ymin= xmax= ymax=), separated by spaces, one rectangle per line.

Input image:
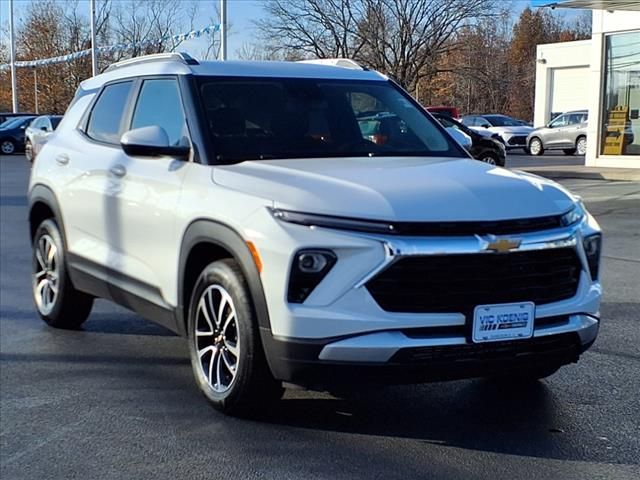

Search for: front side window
xmin=131 ymin=78 xmax=188 ymax=146
xmin=51 ymin=117 xmax=62 ymax=130
xmin=87 ymin=81 xmax=133 ymax=144
xmin=550 ymin=115 xmax=568 ymax=128
xmin=484 ymin=115 xmax=521 ymax=127
xmin=602 ymin=31 xmax=640 ymax=156
xmin=198 ymin=77 xmax=463 ymax=163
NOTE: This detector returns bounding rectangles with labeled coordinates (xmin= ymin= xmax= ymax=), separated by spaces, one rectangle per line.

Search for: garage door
xmin=550 ymin=67 xmax=590 ymax=118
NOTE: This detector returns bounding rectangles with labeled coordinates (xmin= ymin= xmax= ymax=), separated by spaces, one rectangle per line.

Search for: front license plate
xmin=472 ymin=302 xmax=535 ymax=343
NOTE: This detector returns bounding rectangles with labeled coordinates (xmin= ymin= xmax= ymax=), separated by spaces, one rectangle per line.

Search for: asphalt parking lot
xmin=1 ymin=154 xmax=639 ymax=479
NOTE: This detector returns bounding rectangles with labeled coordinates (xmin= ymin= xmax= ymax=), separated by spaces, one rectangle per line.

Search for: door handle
xmin=55 ymin=154 xmax=69 ymax=166
xmin=109 ymin=165 xmax=127 ymax=178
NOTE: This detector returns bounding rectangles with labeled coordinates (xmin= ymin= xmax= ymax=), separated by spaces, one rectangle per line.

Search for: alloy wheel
xmin=577 ymin=138 xmax=587 ymax=156
xmin=482 ymin=155 xmax=497 ymax=165
xmin=1 ymin=140 xmax=15 ymax=155
xmin=529 ymin=139 xmax=542 ymax=155
xmin=33 ymin=234 xmax=59 ymax=315
xmin=25 ymin=142 xmax=33 ymax=162
xmin=194 ymin=285 xmax=240 ymax=393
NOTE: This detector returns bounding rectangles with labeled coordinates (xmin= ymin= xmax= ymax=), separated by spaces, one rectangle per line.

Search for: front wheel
xmin=576 ymin=136 xmax=587 ymax=156
xmin=32 ymin=219 xmax=93 ymax=328
xmin=25 ymin=141 xmax=33 ymax=163
xmin=528 ymin=137 xmax=543 ymax=156
xmin=187 ymin=259 xmax=283 ymax=415
xmin=1 ymin=139 xmax=16 ymax=155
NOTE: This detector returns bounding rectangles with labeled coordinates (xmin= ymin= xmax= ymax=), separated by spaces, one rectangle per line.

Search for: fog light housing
xmin=288 ymin=249 xmax=337 ymax=303
xmin=583 ymin=234 xmax=602 ymax=280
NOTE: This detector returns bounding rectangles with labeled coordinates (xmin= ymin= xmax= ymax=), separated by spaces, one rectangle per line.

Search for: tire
xmin=1 ymin=139 xmax=16 ymax=155
xmin=563 ymin=148 xmax=576 ymax=156
xmin=25 ymin=140 xmax=33 ymax=163
xmin=32 ymin=219 xmax=94 ymax=329
xmin=187 ymin=259 xmax=283 ymax=415
xmin=576 ymin=136 xmax=587 ymax=156
xmin=479 ymin=152 xmax=499 ymax=166
xmin=528 ymin=137 xmax=543 ymax=156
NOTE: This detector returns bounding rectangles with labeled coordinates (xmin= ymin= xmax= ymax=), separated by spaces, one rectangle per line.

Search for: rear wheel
xmin=1 ymin=139 xmax=15 ymax=155
xmin=32 ymin=219 xmax=93 ymax=328
xmin=563 ymin=148 xmax=576 ymax=156
xmin=187 ymin=259 xmax=283 ymax=415
xmin=528 ymin=137 xmax=543 ymax=156
xmin=576 ymin=136 xmax=587 ymax=155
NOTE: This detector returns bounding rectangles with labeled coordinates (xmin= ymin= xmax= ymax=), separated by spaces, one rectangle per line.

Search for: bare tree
xmin=256 ymin=0 xmax=497 ymax=91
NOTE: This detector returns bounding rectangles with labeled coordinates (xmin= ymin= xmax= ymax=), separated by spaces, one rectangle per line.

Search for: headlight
xmin=288 ymin=249 xmax=337 ymax=303
xmin=560 ymin=202 xmax=585 ymax=227
xmin=270 ymin=208 xmax=395 ymax=234
xmin=583 ymin=234 xmax=602 ymax=281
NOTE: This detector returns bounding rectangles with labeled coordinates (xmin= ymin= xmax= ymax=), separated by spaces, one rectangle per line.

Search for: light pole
xmin=90 ymin=0 xmax=98 ymax=76
xmin=220 ymin=0 xmax=227 ymax=61
xmin=9 ymin=0 xmax=18 ymax=113
xmin=33 ymin=68 xmax=38 ymax=114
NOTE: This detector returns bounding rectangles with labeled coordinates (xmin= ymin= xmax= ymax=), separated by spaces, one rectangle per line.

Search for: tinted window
xmin=199 ymin=77 xmax=462 ymax=162
xmin=550 ymin=115 xmax=568 ymax=128
xmin=87 ymin=81 xmax=133 ymax=143
xmin=51 ymin=117 xmax=62 ymax=129
xmin=484 ymin=115 xmax=521 ymax=127
xmin=131 ymin=79 xmax=187 ymax=146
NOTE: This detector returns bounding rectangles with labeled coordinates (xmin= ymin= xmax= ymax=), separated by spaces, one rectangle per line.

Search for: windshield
xmin=484 ymin=115 xmax=522 ymax=127
xmin=198 ymin=77 xmax=464 ymax=162
xmin=0 ymin=118 xmax=26 ymax=129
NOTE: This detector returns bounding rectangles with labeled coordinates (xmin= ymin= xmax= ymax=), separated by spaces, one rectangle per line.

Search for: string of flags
xmin=0 ymin=25 xmax=219 ymax=72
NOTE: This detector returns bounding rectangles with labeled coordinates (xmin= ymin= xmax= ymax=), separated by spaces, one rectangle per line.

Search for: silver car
xmin=24 ymin=115 xmax=62 ymax=163
xmin=527 ymin=110 xmax=588 ymax=156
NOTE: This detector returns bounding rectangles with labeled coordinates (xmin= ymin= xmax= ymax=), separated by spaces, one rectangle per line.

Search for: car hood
xmin=212 ymin=157 xmax=576 ymax=221
xmin=490 ymin=126 xmax=534 ymax=135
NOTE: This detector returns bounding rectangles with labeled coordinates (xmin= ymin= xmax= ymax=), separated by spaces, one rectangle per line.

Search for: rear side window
xmin=131 ymin=78 xmax=188 ymax=146
xmin=87 ymin=81 xmax=133 ymax=143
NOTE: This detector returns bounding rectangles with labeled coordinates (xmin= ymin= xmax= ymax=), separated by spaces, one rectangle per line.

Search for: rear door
xmin=58 ymin=80 xmax=136 ymax=272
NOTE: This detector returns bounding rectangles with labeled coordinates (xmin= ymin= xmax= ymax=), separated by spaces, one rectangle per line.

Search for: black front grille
xmin=366 ymin=248 xmax=581 ymax=313
xmin=389 ymin=215 xmax=564 ymax=236
xmin=508 ymin=135 xmax=527 ymax=146
xmin=390 ymin=333 xmax=580 ymax=364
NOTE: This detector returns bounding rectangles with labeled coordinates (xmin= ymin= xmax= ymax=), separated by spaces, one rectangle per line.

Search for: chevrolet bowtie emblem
xmin=486 ymin=238 xmax=522 ymax=253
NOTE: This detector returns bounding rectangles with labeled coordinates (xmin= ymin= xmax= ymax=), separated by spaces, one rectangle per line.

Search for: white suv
xmin=28 ymin=53 xmax=602 ymax=414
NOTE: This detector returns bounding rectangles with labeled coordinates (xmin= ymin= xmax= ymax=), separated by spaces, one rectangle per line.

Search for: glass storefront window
xmin=601 ymin=31 xmax=640 ymax=156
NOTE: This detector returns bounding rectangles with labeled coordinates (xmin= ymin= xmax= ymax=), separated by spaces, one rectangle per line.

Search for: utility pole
xmin=9 ymin=0 xmax=18 ymax=113
xmin=33 ymin=68 xmax=38 ymax=114
xmin=90 ymin=0 xmax=98 ymax=76
xmin=220 ymin=0 xmax=227 ymax=61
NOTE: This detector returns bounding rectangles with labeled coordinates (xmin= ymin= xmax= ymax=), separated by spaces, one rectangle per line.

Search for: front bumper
xmin=262 ymin=314 xmax=598 ymax=386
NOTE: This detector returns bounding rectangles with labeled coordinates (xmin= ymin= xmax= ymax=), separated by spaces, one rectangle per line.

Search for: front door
xmin=105 ymin=77 xmax=190 ymax=306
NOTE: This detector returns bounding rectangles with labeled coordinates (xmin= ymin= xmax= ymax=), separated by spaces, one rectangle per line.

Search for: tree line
xmin=1 ymin=0 xmax=590 ymax=121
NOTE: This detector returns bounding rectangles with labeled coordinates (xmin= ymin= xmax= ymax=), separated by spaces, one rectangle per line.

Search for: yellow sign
xmin=603 ymin=106 xmax=629 ymax=155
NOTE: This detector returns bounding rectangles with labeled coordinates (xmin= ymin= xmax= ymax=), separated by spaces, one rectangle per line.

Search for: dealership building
xmin=534 ymin=1 xmax=640 ymax=168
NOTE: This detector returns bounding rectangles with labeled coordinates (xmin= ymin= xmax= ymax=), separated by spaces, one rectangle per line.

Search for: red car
xmin=426 ymin=106 xmax=460 ymax=119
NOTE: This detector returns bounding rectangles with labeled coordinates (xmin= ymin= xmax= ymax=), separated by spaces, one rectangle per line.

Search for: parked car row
xmin=0 ymin=113 xmax=62 ymax=162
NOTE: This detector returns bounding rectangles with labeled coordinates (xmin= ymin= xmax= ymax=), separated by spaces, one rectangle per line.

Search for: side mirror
xmin=446 ymin=127 xmax=472 ymax=150
xmin=120 ymin=125 xmax=189 ymax=159
xmin=481 ymin=123 xmax=491 ymax=128
xmin=40 ymin=126 xmax=47 ymax=131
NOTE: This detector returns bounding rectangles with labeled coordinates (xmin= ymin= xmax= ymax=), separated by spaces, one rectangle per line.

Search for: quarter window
xmin=86 ymin=81 xmax=133 ymax=143
xmin=131 ymin=78 xmax=188 ymax=146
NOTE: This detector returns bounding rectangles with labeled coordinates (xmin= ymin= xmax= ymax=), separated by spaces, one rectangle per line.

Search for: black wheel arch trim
xmin=28 ymin=184 xmax=67 ymax=244
xmin=177 ymin=219 xmax=273 ymax=337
